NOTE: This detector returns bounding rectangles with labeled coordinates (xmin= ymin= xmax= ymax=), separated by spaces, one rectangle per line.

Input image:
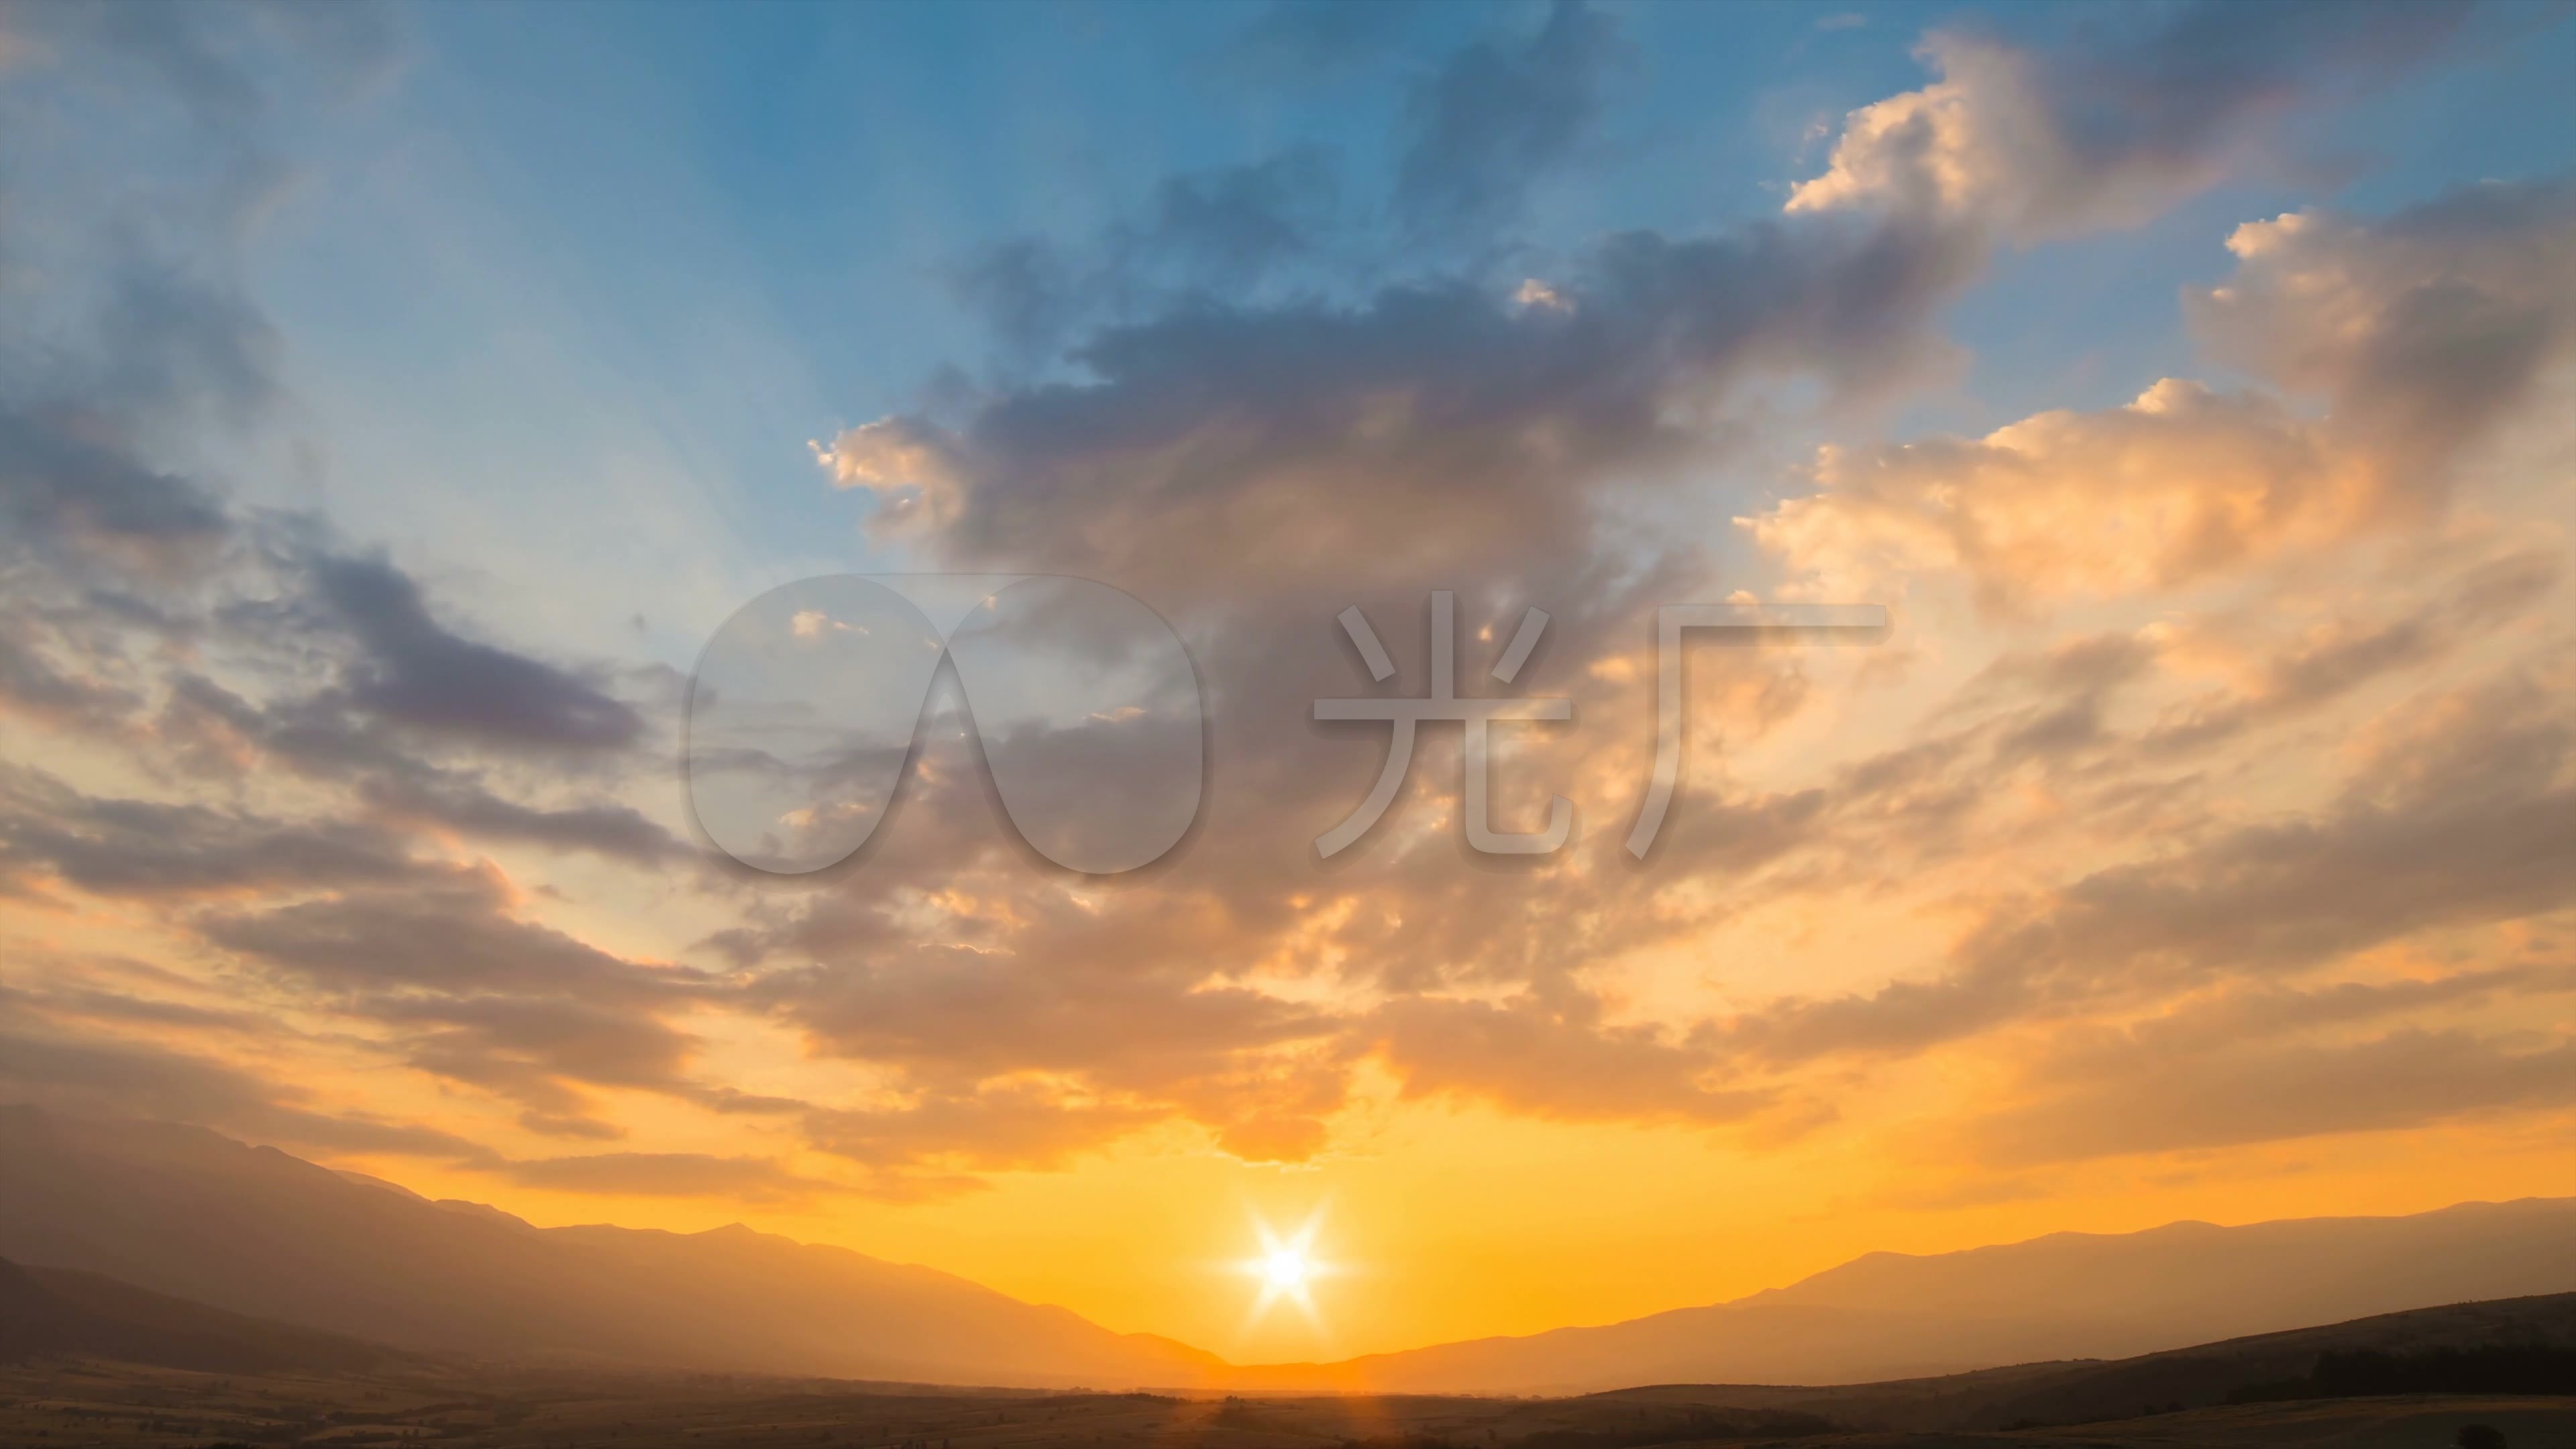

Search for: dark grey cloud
xmin=947 ymin=147 xmax=1346 ymax=372
xmin=356 ymin=773 xmax=686 ymax=865
xmin=1129 ymin=147 xmax=1338 ymax=289
xmin=198 ymin=863 xmax=700 ymax=1000
xmin=0 ymin=765 xmax=419 ymax=900
xmin=850 ymin=209 xmax=1975 ymax=594
xmin=197 ymin=864 xmax=714 ymax=1134
xmin=1395 ymin=0 xmax=1620 ymax=239
xmin=313 ymin=553 xmax=645 ymax=753
xmin=0 ymin=407 xmax=232 ymax=565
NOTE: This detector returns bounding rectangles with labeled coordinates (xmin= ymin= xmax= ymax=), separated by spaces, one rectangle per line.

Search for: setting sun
xmin=1237 ymin=1208 xmax=1338 ymax=1338
xmin=1265 ymin=1246 xmax=1311 ymax=1293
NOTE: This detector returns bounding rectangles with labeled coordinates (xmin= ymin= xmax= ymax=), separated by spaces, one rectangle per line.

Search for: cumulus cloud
xmin=2191 ymin=179 xmax=2576 ymax=482
xmin=815 ymin=214 xmax=1977 ymax=596
xmin=1787 ymin=0 xmax=2474 ymax=240
xmin=812 ymin=416 xmax=968 ymax=534
xmin=1747 ymin=380 xmax=2351 ymax=608
xmin=1752 ymin=180 xmax=2576 ymax=609
xmin=775 ymin=119 xmax=2575 ymax=1181
xmin=5 ymin=0 xmax=2571 ymax=1208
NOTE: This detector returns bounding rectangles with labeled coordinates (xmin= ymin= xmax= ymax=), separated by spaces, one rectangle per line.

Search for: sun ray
xmin=1231 ymin=1202 xmax=1341 ymax=1346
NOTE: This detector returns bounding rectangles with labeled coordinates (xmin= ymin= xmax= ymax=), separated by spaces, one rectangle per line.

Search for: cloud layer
xmin=0 ymin=0 xmax=2567 ymax=1250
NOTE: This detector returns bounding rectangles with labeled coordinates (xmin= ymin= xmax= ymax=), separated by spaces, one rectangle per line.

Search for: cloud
xmin=0 ymin=765 xmax=419 ymax=900
xmin=197 ymin=863 xmax=714 ymax=1134
xmin=1751 ymin=180 xmax=2576 ymax=610
xmin=1132 ymin=148 xmax=1339 ymax=290
xmin=812 ymin=417 xmax=968 ymax=535
xmin=787 ymin=149 xmax=2569 ymax=1167
xmin=355 ymin=773 xmax=686 ymax=865
xmin=798 ymin=1084 xmax=1159 ymax=1179
xmin=767 ymin=947 xmax=1333 ymax=1093
xmin=313 ymin=553 xmax=646 ymax=752
xmin=0 ymin=1025 xmax=502 ymax=1167
xmin=818 ymin=211 xmax=1976 ymax=593
xmin=2190 ymin=178 xmax=2576 ymax=483
xmin=495 ymin=1151 xmax=835 ymax=1203
xmin=1728 ymin=667 xmax=2576 ymax=1070
xmin=3 ymin=0 xmax=2569 ymax=1207
xmin=1371 ymin=995 xmax=1772 ymax=1126
xmin=1747 ymin=380 xmax=2351 ymax=609
xmin=1395 ymin=0 xmax=1620 ymax=238
xmin=1972 ymin=1026 xmax=2576 ymax=1165
xmin=1787 ymin=0 xmax=2474 ymax=239
xmin=0 ymin=407 xmax=233 ymax=566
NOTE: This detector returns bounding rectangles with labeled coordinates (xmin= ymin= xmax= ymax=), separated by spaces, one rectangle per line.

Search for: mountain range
xmin=4 ymin=1104 xmax=2571 ymax=1393
xmin=0 ymin=1105 xmax=1216 ymax=1387
xmin=1247 ymin=1190 xmax=2576 ymax=1393
xmin=0 ymin=1254 xmax=396 ymax=1375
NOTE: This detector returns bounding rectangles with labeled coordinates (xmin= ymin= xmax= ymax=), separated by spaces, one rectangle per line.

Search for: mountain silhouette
xmin=0 ymin=1254 xmax=395 ymax=1374
xmin=5 ymin=1104 xmax=2569 ymax=1393
xmin=0 ymin=1105 xmax=1218 ymax=1387
xmin=1574 ymin=1291 xmax=2576 ymax=1432
xmin=1234 ymin=1196 xmax=2576 ymax=1392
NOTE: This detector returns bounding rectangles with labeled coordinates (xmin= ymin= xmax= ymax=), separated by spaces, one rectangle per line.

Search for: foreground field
xmin=1 ymin=1356 xmax=2569 ymax=1449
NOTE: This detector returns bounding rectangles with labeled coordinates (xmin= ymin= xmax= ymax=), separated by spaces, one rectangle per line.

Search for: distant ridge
xmin=1575 ymin=1291 xmax=2576 ymax=1432
xmin=0 ymin=1255 xmax=396 ymax=1374
xmin=1229 ymin=1196 xmax=2576 ymax=1393
xmin=4 ymin=1104 xmax=2569 ymax=1394
xmin=0 ymin=1105 xmax=1220 ymax=1388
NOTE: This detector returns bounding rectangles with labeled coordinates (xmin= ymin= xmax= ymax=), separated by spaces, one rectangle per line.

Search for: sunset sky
xmin=2 ymin=0 xmax=2573 ymax=1366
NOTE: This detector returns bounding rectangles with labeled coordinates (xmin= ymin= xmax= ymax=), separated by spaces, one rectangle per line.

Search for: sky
xmin=1 ymin=0 xmax=2573 ymax=1366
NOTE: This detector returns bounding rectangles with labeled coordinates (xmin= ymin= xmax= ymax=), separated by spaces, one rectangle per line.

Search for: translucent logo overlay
xmin=688 ymin=574 xmax=1204 ymax=875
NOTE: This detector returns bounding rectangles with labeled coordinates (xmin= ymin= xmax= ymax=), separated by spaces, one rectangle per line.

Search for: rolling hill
xmin=0 ymin=1254 xmax=396 ymax=1374
xmin=6 ymin=1104 xmax=2571 ymax=1395
xmin=1 ymin=1273 xmax=2568 ymax=1447
xmin=1582 ymin=1291 xmax=2576 ymax=1432
xmin=0 ymin=1105 xmax=1218 ymax=1387
xmin=1233 ymin=1195 xmax=2576 ymax=1392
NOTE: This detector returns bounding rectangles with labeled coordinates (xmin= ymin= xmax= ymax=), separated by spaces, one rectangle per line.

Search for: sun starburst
xmin=1235 ymin=1205 xmax=1338 ymax=1334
